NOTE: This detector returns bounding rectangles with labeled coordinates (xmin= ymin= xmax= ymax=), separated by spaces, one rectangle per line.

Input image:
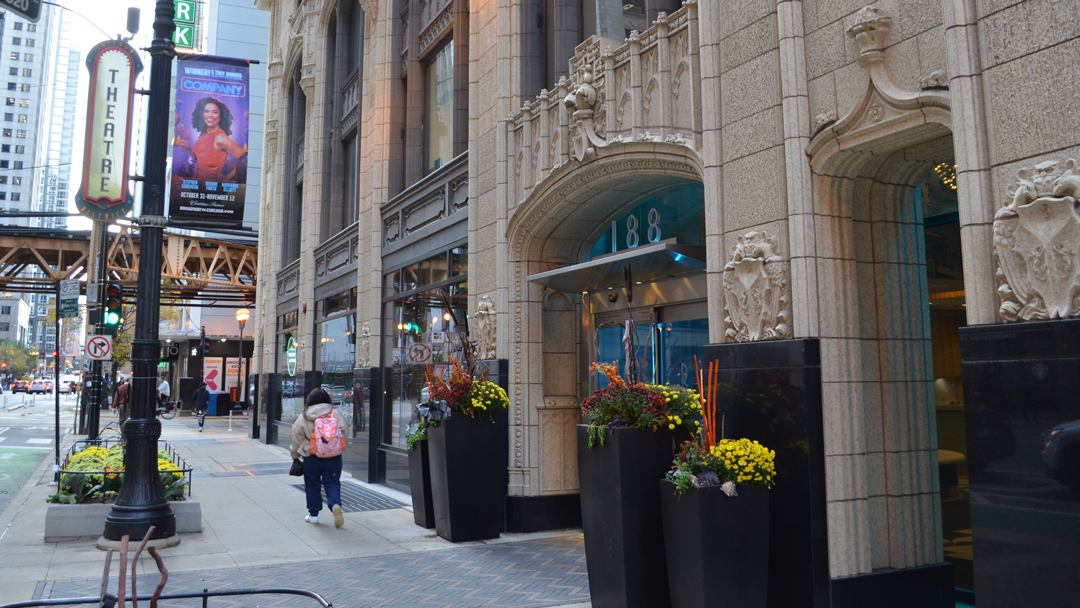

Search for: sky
xmin=57 ymin=0 xmax=182 ymax=230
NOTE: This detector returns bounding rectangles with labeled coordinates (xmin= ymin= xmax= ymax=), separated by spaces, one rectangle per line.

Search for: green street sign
xmin=174 ymin=0 xmax=196 ymax=24
xmin=58 ymin=280 xmax=80 ymax=320
xmin=174 ymin=24 xmax=195 ymax=48
xmin=1 ymin=0 xmax=42 ymax=23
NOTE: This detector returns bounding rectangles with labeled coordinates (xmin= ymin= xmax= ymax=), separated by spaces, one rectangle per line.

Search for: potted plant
xmin=577 ymin=362 xmax=700 ymax=608
xmin=405 ymin=399 xmax=448 ymax=529
xmin=660 ymin=360 xmax=776 ymax=608
xmin=425 ymin=359 xmax=511 ymax=542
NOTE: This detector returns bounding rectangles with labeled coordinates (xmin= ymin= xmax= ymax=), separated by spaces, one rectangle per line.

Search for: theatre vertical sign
xmin=77 ymin=40 xmax=143 ymax=221
xmin=169 ymin=55 xmax=251 ymax=229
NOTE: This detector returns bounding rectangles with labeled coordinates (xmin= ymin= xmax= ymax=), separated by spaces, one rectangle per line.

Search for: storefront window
xmin=315 ymin=289 xmax=357 ymax=434
xmin=425 ymin=40 xmax=454 ymax=173
xmin=275 ymin=310 xmax=303 ymax=425
xmin=382 ymin=246 xmax=468 ymax=454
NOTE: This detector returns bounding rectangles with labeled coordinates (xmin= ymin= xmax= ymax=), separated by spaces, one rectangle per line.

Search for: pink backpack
xmin=309 ymin=413 xmax=345 ymax=458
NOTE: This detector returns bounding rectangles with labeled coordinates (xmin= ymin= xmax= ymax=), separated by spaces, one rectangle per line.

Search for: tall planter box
xmin=659 ymin=480 xmax=769 ymax=608
xmin=577 ymin=424 xmax=682 ymax=608
xmin=427 ymin=409 xmax=508 ymax=542
xmin=408 ymin=439 xmax=436 ymax=528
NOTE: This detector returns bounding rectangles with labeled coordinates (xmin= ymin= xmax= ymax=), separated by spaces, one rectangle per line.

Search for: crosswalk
xmin=0 ymin=427 xmax=52 ymax=446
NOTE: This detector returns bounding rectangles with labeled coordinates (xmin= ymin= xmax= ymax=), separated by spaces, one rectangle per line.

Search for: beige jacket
xmin=289 ymin=403 xmax=348 ymax=460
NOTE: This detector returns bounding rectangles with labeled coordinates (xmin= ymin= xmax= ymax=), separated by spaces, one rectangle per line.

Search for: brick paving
xmin=41 ymin=536 xmax=590 ymax=607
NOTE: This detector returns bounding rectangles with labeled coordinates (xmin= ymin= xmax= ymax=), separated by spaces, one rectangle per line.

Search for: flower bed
xmin=580 ymin=362 xmax=701 ymax=448
xmin=48 ymin=440 xmax=192 ymax=504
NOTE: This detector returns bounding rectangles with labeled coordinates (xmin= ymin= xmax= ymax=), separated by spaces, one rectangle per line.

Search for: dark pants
xmin=303 ymin=454 xmax=342 ymax=516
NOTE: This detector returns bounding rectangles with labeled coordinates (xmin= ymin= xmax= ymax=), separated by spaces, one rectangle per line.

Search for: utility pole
xmin=103 ymin=0 xmax=177 ymax=542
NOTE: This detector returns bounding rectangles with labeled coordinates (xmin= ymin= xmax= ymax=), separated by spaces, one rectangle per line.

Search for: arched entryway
xmin=503 ymin=142 xmax=706 ymax=506
xmin=800 ymin=48 xmax=977 ymax=601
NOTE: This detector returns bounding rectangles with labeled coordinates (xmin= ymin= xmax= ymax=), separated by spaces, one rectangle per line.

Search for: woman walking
xmin=290 ymin=388 xmax=347 ymax=527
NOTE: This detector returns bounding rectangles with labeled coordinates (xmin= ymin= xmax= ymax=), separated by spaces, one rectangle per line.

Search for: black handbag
xmin=289 ymin=459 xmax=304 ymax=476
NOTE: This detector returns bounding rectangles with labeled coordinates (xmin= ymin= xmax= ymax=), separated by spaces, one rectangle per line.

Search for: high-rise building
xmin=0 ymin=7 xmax=55 ymax=221
xmin=34 ymin=8 xmax=79 ymax=232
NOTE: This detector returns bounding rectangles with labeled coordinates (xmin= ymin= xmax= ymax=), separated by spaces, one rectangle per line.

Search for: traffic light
xmin=104 ymin=282 xmax=123 ymax=328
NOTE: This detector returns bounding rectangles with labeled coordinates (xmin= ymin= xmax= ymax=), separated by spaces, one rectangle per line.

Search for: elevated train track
xmin=0 ymin=226 xmax=257 ymax=303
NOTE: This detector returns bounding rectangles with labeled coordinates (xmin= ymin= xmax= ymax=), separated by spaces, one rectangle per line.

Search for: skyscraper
xmin=34 ymin=8 xmax=79 ymax=232
xmin=0 ymin=7 xmax=55 ymax=222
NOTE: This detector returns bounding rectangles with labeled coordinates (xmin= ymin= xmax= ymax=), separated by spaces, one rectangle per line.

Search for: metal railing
xmin=58 ymin=438 xmax=194 ymax=499
xmin=0 ymin=587 xmax=332 ymax=608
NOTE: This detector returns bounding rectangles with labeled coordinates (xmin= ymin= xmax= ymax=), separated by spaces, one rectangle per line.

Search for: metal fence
xmin=0 ymin=587 xmax=332 ymax=608
xmin=57 ymin=438 xmax=194 ymax=499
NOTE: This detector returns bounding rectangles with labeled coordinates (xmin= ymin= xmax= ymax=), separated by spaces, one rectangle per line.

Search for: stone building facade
xmin=253 ymin=0 xmax=1080 ymax=604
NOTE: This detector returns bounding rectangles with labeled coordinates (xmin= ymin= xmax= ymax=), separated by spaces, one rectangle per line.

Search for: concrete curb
xmin=44 ymin=500 xmax=202 ymax=542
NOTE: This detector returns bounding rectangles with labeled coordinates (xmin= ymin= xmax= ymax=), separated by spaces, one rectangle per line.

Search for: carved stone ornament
xmin=805 ymin=6 xmax=950 ymax=171
xmin=994 ymin=159 xmax=1080 ymax=321
xmin=358 ymin=322 xmax=372 ymax=367
xmin=473 ymin=295 xmax=497 ymax=360
xmin=564 ymin=64 xmax=605 ymax=162
xmin=847 ymin=6 xmax=892 ymax=60
xmin=723 ymin=231 xmax=791 ymax=342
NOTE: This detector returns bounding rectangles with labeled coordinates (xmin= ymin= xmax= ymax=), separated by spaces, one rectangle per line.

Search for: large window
xmin=347 ymin=2 xmax=364 ymax=74
xmin=275 ymin=310 xmax=303 ymax=425
xmin=382 ymin=245 xmax=468 ymax=453
xmin=343 ymin=135 xmax=358 ymax=226
xmin=315 ymin=288 xmax=357 ymax=432
xmin=425 ymin=40 xmax=454 ymax=173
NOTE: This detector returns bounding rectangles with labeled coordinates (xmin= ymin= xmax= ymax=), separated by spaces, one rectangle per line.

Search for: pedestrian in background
xmin=290 ymin=387 xmax=347 ymax=527
xmin=113 ymin=378 xmax=130 ymax=413
xmin=193 ymin=382 xmax=210 ymax=432
xmin=157 ymin=377 xmax=171 ymax=409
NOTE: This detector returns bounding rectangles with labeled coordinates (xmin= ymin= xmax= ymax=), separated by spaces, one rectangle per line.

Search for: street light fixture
xmin=236 ymin=308 xmax=249 ymax=409
xmin=103 ymin=0 xmax=177 ymax=543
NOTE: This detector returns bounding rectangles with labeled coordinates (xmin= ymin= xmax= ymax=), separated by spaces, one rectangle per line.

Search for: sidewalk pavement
xmin=0 ymin=413 xmax=590 ymax=607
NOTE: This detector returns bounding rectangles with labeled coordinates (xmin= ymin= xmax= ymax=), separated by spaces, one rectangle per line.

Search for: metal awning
xmin=526 ymin=242 xmax=706 ymax=293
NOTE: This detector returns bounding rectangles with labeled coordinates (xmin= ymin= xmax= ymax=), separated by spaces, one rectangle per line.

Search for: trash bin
xmin=207 ymin=392 xmax=219 ymax=416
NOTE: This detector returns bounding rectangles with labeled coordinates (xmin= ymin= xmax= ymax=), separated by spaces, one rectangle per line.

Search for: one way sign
xmin=87 ymin=335 xmax=113 ymax=360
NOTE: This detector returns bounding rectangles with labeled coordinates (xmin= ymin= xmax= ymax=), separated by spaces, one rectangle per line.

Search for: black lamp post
xmin=236 ymin=308 xmax=249 ymax=406
xmin=103 ymin=0 xmax=177 ymax=542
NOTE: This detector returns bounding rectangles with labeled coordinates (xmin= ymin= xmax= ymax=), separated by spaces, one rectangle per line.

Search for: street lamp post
xmin=103 ymin=0 xmax=177 ymax=542
xmin=236 ymin=308 xmax=249 ymax=407
xmin=234 ymin=308 xmax=249 ymax=432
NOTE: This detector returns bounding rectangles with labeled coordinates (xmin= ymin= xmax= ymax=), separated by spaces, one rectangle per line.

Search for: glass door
xmin=590 ymin=301 xmax=708 ymax=390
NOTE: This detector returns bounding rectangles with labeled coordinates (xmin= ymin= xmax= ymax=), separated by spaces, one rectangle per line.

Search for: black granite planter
xmin=407 ymin=439 xmax=436 ymax=529
xmin=427 ymin=409 xmax=508 ymax=542
xmin=577 ymin=424 xmax=683 ymax=608
xmin=660 ymin=480 xmax=769 ymax=608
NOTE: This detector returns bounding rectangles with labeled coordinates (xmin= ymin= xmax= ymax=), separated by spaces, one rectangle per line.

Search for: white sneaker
xmin=332 ymin=505 xmax=344 ymax=528
xmin=305 ymin=515 xmax=318 ymax=524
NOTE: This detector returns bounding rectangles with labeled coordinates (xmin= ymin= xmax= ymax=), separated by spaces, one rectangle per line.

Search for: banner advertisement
xmin=202 ymin=357 xmax=224 ymax=393
xmin=169 ymin=54 xmax=250 ymax=229
xmin=225 ymin=357 xmax=244 ymax=394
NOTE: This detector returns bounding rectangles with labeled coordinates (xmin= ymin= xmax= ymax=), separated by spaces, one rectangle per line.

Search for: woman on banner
xmin=190 ymin=97 xmax=247 ymax=181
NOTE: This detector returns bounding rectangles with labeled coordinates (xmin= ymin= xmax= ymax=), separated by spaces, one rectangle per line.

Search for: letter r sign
xmin=174 ymin=0 xmax=196 ymax=25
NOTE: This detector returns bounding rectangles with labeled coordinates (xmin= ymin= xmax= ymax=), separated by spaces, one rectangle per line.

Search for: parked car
xmin=12 ymin=380 xmax=30 ymax=393
xmin=322 ymin=384 xmax=352 ymax=406
xmin=27 ymin=380 xmax=49 ymax=394
xmin=1043 ymin=419 xmax=1080 ymax=492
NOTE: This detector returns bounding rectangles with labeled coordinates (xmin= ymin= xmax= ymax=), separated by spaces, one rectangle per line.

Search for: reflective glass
xmin=425 ymin=40 xmax=454 ymax=173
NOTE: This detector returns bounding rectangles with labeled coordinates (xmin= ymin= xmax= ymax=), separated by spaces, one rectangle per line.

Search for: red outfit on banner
xmin=193 ymin=131 xmax=228 ymax=181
